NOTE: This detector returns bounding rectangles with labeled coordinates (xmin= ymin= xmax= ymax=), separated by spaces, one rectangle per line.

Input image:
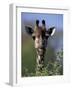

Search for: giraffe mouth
xmin=37 ymin=48 xmax=45 ymax=56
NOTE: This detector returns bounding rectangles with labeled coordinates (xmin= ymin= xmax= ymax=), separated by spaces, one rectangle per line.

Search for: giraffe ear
xmin=47 ymin=27 xmax=56 ymax=36
xmin=25 ymin=26 xmax=34 ymax=35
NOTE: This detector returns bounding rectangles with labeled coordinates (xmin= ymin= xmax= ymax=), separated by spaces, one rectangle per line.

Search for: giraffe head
xmin=25 ymin=20 xmax=55 ymax=56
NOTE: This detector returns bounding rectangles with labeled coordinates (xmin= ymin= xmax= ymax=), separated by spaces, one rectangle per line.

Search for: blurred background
xmin=21 ymin=12 xmax=63 ymax=77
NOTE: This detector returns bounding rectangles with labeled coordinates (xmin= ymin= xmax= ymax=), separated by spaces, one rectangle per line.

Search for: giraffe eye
xmin=32 ymin=36 xmax=35 ymax=40
xmin=45 ymin=36 xmax=48 ymax=39
xmin=32 ymin=33 xmax=35 ymax=40
xmin=45 ymin=34 xmax=49 ymax=39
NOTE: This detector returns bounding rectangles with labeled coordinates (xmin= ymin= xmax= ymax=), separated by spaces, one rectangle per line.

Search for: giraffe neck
xmin=36 ymin=48 xmax=46 ymax=71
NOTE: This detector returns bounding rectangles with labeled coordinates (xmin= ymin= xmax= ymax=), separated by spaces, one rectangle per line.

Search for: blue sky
xmin=21 ymin=12 xmax=63 ymax=31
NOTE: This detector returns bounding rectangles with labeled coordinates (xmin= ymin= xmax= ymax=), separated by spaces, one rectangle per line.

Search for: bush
xmin=35 ymin=49 xmax=63 ymax=76
xmin=22 ymin=49 xmax=63 ymax=76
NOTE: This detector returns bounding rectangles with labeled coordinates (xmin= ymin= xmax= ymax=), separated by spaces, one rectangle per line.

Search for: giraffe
xmin=25 ymin=20 xmax=55 ymax=71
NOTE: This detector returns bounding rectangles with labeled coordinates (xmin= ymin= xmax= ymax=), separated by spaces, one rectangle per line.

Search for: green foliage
xmin=47 ymin=60 xmax=63 ymax=75
xmin=22 ymin=49 xmax=63 ymax=77
xmin=22 ymin=67 xmax=29 ymax=77
xmin=35 ymin=49 xmax=63 ymax=76
xmin=36 ymin=67 xmax=48 ymax=76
